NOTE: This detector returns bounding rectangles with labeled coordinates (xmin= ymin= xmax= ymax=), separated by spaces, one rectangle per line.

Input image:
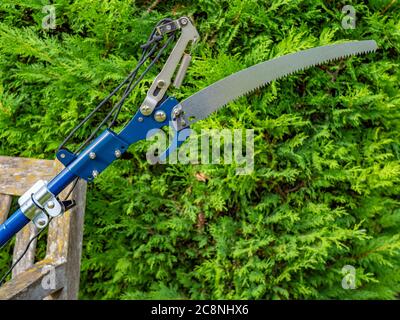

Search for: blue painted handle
xmin=0 ymin=168 xmax=77 ymax=248
xmin=0 ymin=209 xmax=30 ymax=247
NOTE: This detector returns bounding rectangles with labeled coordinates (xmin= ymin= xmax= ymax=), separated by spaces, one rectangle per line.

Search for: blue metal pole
xmin=0 ymin=168 xmax=77 ymax=247
xmin=0 ymin=209 xmax=30 ymax=248
xmin=47 ymin=168 xmax=76 ymax=195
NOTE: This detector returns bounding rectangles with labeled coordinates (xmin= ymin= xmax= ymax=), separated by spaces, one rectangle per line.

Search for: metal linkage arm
xmin=139 ymin=17 xmax=199 ymax=116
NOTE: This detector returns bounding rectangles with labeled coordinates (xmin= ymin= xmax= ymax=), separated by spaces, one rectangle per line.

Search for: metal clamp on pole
xmin=18 ymin=180 xmax=65 ymax=229
xmin=139 ymin=16 xmax=200 ymax=116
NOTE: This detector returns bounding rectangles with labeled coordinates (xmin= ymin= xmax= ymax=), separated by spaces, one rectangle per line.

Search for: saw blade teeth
xmin=221 ymin=50 xmax=370 ymax=105
xmin=183 ymin=40 xmax=378 ymax=122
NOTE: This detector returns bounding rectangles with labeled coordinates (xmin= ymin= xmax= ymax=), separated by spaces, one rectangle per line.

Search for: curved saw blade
xmin=181 ymin=40 xmax=377 ymax=124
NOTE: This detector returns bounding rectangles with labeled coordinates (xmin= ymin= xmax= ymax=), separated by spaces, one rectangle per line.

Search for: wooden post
xmin=0 ymin=195 xmax=12 ymax=224
xmin=46 ymin=179 xmax=87 ymax=299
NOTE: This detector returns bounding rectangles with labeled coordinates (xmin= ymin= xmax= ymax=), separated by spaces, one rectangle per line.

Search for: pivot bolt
xmin=36 ymin=217 xmax=48 ymax=228
xmin=157 ymin=80 xmax=166 ymax=88
xmin=173 ymin=106 xmax=182 ymax=118
xmin=46 ymin=201 xmax=55 ymax=209
xmin=154 ymin=110 xmax=167 ymax=123
xmin=180 ymin=18 xmax=188 ymax=26
xmin=140 ymin=105 xmax=152 ymax=116
xmin=89 ymin=152 xmax=96 ymax=160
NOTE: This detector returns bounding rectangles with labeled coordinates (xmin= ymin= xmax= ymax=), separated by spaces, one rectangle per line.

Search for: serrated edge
xmin=183 ymin=41 xmax=377 ymax=123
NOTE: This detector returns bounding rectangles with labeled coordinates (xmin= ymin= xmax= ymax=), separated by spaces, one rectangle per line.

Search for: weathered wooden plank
xmin=63 ymin=179 xmax=87 ymax=300
xmin=12 ymin=223 xmax=38 ymax=278
xmin=46 ymin=179 xmax=87 ymax=300
xmin=46 ymin=182 xmax=76 ymax=260
xmin=0 ymin=259 xmax=66 ymax=300
xmin=0 ymin=194 xmax=12 ymax=224
xmin=0 ymin=156 xmax=62 ymax=196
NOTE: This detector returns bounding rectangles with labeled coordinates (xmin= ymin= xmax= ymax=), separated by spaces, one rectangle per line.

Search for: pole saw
xmin=0 ymin=17 xmax=377 ymax=254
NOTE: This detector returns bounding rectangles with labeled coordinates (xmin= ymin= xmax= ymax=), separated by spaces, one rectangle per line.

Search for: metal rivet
xmin=37 ymin=219 xmax=47 ymax=228
xmin=154 ymin=110 xmax=167 ymax=123
xmin=173 ymin=106 xmax=182 ymax=118
xmin=138 ymin=117 xmax=144 ymax=122
xmin=47 ymin=201 xmax=55 ymax=209
xmin=181 ymin=18 xmax=188 ymax=26
xmin=140 ymin=105 xmax=152 ymax=116
xmin=157 ymin=80 xmax=166 ymax=88
xmin=115 ymin=150 xmax=122 ymax=158
xmin=89 ymin=152 xmax=96 ymax=160
xmin=92 ymin=170 xmax=99 ymax=178
xmin=60 ymin=153 xmax=66 ymax=159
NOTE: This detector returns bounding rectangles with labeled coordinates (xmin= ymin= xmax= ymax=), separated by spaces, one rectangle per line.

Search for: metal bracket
xmin=57 ymin=129 xmax=129 ymax=182
xmin=139 ymin=16 xmax=199 ymax=116
xmin=18 ymin=180 xmax=65 ymax=229
xmin=171 ymin=103 xmax=189 ymax=131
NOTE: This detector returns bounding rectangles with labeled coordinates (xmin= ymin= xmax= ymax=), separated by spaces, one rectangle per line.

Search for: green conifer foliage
xmin=0 ymin=1 xmax=399 ymax=299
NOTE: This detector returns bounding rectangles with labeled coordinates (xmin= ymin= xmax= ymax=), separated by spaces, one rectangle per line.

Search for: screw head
xmin=92 ymin=170 xmax=99 ymax=178
xmin=115 ymin=150 xmax=122 ymax=158
xmin=138 ymin=117 xmax=144 ymax=122
xmin=140 ymin=105 xmax=152 ymax=116
xmin=89 ymin=152 xmax=96 ymax=160
xmin=173 ymin=106 xmax=182 ymax=118
xmin=157 ymin=80 xmax=166 ymax=88
xmin=37 ymin=218 xmax=47 ymax=228
xmin=60 ymin=153 xmax=66 ymax=159
xmin=154 ymin=110 xmax=167 ymax=123
xmin=47 ymin=201 xmax=55 ymax=209
xmin=180 ymin=18 xmax=188 ymax=26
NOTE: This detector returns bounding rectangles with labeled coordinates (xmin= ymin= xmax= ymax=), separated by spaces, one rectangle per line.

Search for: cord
xmin=64 ymin=177 xmax=80 ymax=200
xmin=75 ymin=27 xmax=176 ymax=153
xmin=77 ymin=33 xmax=176 ymax=152
xmin=57 ymin=19 xmax=168 ymax=152
xmin=58 ymin=18 xmax=177 ymax=154
xmin=0 ymin=221 xmax=49 ymax=286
